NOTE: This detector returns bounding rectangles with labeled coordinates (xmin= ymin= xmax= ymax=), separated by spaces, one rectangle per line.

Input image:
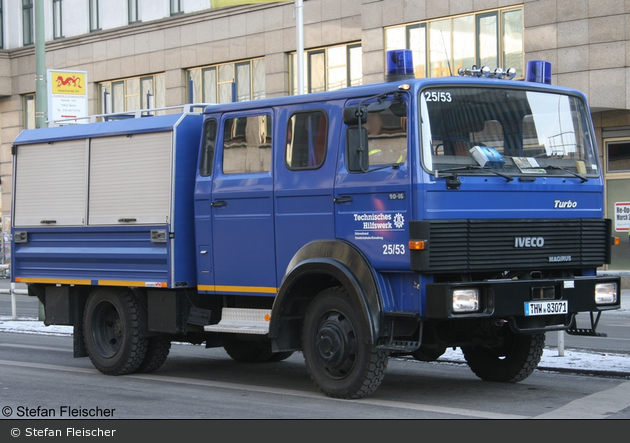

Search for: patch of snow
xmin=2 ymin=315 xmax=628 ymax=375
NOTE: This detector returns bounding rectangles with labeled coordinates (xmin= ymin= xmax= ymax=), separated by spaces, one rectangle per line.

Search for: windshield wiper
xmin=541 ymin=165 xmax=588 ymax=183
xmin=434 ymin=165 xmax=514 ymax=182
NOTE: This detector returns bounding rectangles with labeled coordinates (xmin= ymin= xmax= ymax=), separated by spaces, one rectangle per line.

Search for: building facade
xmin=0 ymin=0 xmax=629 ymax=268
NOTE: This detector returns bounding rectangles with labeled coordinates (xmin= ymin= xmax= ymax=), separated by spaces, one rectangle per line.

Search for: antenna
xmin=440 ymin=30 xmax=452 ymax=76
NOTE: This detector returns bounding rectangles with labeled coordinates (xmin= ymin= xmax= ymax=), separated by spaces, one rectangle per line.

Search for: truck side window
xmin=223 ymin=115 xmax=272 ymax=174
xmin=366 ymin=105 xmax=407 ymax=165
xmin=285 ymin=110 xmax=327 ymax=170
xmin=200 ymin=118 xmax=217 ymax=177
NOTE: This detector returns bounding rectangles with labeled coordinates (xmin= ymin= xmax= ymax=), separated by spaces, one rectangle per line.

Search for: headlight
xmin=452 ymin=288 xmax=480 ymax=313
xmin=595 ymin=282 xmax=618 ymax=305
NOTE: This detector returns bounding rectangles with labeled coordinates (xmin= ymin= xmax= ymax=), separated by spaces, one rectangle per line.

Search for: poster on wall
xmin=614 ymin=201 xmax=630 ymax=232
xmin=47 ymin=69 xmax=88 ymax=126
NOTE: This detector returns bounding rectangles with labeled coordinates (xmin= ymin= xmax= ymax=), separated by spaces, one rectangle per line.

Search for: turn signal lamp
xmin=386 ymin=49 xmax=415 ymax=82
xmin=525 ymin=60 xmax=552 ymax=84
xmin=409 ymin=240 xmax=426 ymax=250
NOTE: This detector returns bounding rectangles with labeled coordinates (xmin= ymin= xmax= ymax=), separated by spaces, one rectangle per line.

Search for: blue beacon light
xmin=525 ymin=60 xmax=552 ymax=84
xmin=386 ymin=49 xmax=415 ymax=82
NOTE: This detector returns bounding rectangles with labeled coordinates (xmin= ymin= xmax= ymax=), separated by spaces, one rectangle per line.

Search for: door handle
xmin=211 ymin=201 xmax=227 ymax=207
xmin=333 ymin=196 xmax=353 ymax=203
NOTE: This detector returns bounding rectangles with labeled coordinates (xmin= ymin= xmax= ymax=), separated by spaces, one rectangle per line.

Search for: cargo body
xmin=11 ymin=70 xmax=621 ymax=399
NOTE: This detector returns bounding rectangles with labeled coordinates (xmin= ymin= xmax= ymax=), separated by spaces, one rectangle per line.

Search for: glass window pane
xmin=203 ymin=67 xmax=217 ymax=103
xmin=141 ymin=77 xmax=153 ymax=109
xmin=408 ymin=25 xmax=426 ymax=78
xmin=223 ymin=115 xmax=272 ymax=174
xmin=308 ymin=52 xmax=325 ymax=93
xmin=453 ymin=15 xmax=474 ymax=74
xmin=188 ymin=69 xmax=201 ymax=103
xmin=385 ymin=27 xmax=406 ymax=53
xmin=200 ymin=119 xmax=217 ymax=176
xmin=348 ymin=45 xmax=362 ymax=87
xmin=252 ymin=59 xmax=265 ymax=100
xmin=478 ymin=13 xmax=498 ymax=68
xmin=154 ymin=74 xmax=165 ymax=112
xmin=112 ymin=81 xmax=124 ymax=113
xmin=429 ymin=19 xmax=450 ymax=77
xmin=236 ymin=62 xmax=251 ymax=102
xmin=327 ymin=46 xmax=347 ymax=91
xmin=503 ymin=9 xmax=523 ymax=77
xmin=607 ymin=141 xmax=630 ymax=172
xmin=125 ymin=78 xmax=139 ymax=111
xmin=285 ymin=111 xmax=327 ymax=169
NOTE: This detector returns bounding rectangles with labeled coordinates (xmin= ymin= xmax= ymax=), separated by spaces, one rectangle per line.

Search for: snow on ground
xmin=1 ymin=314 xmax=628 ymax=375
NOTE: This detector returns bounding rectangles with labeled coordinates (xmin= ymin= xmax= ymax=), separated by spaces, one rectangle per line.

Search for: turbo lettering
xmin=554 ymin=199 xmax=578 ymax=209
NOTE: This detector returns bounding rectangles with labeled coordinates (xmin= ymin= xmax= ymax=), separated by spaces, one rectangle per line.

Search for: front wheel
xmin=83 ymin=288 xmax=148 ymax=375
xmin=462 ymin=330 xmax=545 ymax=383
xmin=302 ymin=287 xmax=387 ymax=399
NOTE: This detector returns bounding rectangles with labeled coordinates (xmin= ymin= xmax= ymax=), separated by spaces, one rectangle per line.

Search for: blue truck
xmin=11 ymin=54 xmax=621 ymax=399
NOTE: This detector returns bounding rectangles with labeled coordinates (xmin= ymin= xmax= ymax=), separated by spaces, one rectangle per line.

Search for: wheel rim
xmin=313 ymin=311 xmax=358 ymax=378
xmin=90 ymin=301 xmax=123 ymax=358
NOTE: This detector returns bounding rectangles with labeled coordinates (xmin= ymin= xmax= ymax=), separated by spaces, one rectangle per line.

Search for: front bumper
xmin=425 ymin=275 xmax=620 ymax=329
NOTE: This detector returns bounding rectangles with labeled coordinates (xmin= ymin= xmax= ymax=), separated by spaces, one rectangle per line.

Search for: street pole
xmin=296 ymin=0 xmax=304 ymax=95
xmin=34 ymin=0 xmax=47 ymax=128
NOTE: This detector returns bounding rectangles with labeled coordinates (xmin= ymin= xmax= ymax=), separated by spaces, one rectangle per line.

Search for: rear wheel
xmin=83 ymin=288 xmax=148 ymax=375
xmin=302 ymin=286 xmax=387 ymax=399
xmin=136 ymin=336 xmax=171 ymax=373
xmin=462 ymin=329 xmax=545 ymax=383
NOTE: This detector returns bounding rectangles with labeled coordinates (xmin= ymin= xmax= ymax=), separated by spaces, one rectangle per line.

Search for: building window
xmin=607 ymin=140 xmax=630 ymax=173
xmin=290 ymin=43 xmax=362 ymax=95
xmin=128 ymin=0 xmax=140 ymax=24
xmin=23 ymin=94 xmax=35 ymax=129
xmin=187 ymin=59 xmax=265 ymax=104
xmin=53 ymin=0 xmax=63 ymax=39
xmin=170 ymin=0 xmax=183 ymax=16
xmin=22 ymin=0 xmax=34 ymax=46
xmin=385 ymin=7 xmax=523 ymax=78
xmin=89 ymin=0 xmax=100 ymax=32
xmin=98 ymin=74 xmax=165 ymax=115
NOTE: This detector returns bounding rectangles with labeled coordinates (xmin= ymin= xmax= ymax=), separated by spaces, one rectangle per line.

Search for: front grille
xmin=409 ymin=219 xmax=611 ymax=273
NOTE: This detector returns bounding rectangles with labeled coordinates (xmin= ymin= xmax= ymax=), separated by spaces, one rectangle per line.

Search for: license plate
xmin=524 ymin=300 xmax=568 ymax=316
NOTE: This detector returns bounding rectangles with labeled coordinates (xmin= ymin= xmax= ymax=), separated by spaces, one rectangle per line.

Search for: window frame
xmin=128 ymin=0 xmax=140 ymax=24
xmin=385 ymin=6 xmax=524 ymax=79
xmin=170 ymin=0 xmax=183 ymax=16
xmin=89 ymin=0 xmax=100 ymax=32
xmin=53 ymin=0 xmax=63 ymax=39
xmin=22 ymin=0 xmax=34 ymax=46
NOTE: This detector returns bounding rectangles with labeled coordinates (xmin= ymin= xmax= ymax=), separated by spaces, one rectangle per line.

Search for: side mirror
xmin=343 ymin=106 xmax=367 ymax=125
xmin=346 ymin=126 xmax=368 ymax=172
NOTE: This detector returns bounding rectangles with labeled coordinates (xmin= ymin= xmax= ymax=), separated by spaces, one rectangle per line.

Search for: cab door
xmin=210 ymin=111 xmax=277 ymax=295
xmin=334 ymin=97 xmax=412 ymax=271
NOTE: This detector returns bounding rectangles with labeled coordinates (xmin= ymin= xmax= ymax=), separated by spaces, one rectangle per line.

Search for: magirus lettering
xmin=514 ymin=237 xmax=545 ymax=248
xmin=554 ymin=199 xmax=578 ymax=209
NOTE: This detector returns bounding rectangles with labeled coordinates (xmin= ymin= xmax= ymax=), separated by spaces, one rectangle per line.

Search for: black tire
xmin=411 ymin=346 xmax=446 ymax=362
xmin=302 ymin=286 xmax=388 ymax=399
xmin=136 ymin=336 xmax=171 ymax=373
xmin=462 ymin=330 xmax=545 ymax=383
xmin=83 ymin=288 xmax=148 ymax=375
xmin=267 ymin=351 xmax=294 ymax=362
xmin=223 ymin=337 xmax=274 ymax=363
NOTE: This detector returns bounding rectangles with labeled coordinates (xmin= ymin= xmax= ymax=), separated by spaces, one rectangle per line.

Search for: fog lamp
xmin=595 ymin=282 xmax=618 ymax=304
xmin=452 ymin=288 xmax=480 ymax=313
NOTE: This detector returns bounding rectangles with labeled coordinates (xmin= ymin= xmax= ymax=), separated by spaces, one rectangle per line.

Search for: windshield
xmin=420 ymin=87 xmax=599 ymax=177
